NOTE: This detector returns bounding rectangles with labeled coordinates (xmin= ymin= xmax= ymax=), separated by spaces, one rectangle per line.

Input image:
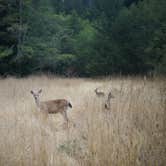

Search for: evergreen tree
xmin=0 ymin=0 xmax=19 ymax=75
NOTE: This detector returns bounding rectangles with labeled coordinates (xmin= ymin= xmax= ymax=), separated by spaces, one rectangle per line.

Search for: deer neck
xmin=35 ymin=97 xmax=40 ymax=108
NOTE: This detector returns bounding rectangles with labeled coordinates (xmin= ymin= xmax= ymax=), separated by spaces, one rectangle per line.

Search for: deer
xmin=30 ymin=89 xmax=72 ymax=126
xmin=94 ymin=88 xmax=105 ymax=97
xmin=104 ymin=91 xmax=114 ymax=110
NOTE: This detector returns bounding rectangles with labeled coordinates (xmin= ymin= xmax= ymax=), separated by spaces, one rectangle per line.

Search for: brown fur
xmin=30 ymin=89 xmax=72 ymax=124
xmin=40 ymin=99 xmax=69 ymax=114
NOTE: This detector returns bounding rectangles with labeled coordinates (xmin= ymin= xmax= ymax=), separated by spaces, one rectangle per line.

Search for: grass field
xmin=0 ymin=75 xmax=165 ymax=166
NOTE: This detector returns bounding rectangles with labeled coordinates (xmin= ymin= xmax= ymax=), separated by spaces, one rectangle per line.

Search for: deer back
xmin=40 ymin=99 xmax=69 ymax=114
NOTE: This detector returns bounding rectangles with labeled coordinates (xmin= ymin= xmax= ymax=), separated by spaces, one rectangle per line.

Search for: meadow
xmin=0 ymin=75 xmax=165 ymax=166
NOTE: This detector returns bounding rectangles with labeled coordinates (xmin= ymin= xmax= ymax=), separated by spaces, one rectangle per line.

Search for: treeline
xmin=0 ymin=0 xmax=166 ymax=76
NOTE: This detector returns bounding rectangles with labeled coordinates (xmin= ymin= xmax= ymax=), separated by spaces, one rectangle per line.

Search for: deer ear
xmin=38 ymin=89 xmax=42 ymax=93
xmin=30 ymin=90 xmax=34 ymax=94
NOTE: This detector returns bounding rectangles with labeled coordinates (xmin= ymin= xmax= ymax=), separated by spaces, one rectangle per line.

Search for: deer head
xmin=30 ymin=89 xmax=42 ymax=107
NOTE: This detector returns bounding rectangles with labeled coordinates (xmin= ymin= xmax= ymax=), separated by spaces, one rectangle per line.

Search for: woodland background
xmin=0 ymin=0 xmax=166 ymax=77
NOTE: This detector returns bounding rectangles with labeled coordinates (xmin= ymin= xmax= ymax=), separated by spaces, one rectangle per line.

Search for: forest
xmin=0 ymin=0 xmax=166 ymax=77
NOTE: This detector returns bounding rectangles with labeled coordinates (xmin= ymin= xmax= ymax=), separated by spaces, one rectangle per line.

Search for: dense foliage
xmin=0 ymin=0 xmax=165 ymax=76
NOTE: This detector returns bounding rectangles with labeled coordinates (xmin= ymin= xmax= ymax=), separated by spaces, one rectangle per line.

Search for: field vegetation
xmin=0 ymin=76 xmax=165 ymax=166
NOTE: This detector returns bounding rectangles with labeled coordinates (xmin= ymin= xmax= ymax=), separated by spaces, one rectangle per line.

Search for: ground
xmin=0 ymin=75 xmax=165 ymax=166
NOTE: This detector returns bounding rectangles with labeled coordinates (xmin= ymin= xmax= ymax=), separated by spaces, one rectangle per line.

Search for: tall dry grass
xmin=0 ymin=75 xmax=165 ymax=166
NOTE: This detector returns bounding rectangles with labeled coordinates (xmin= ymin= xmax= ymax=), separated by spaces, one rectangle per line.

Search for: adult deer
xmin=30 ymin=89 xmax=72 ymax=125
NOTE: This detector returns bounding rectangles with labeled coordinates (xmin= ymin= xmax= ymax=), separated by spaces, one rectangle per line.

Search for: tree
xmin=0 ymin=0 xmax=19 ymax=75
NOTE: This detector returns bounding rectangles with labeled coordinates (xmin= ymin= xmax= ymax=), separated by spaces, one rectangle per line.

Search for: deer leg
xmin=61 ymin=110 xmax=69 ymax=127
